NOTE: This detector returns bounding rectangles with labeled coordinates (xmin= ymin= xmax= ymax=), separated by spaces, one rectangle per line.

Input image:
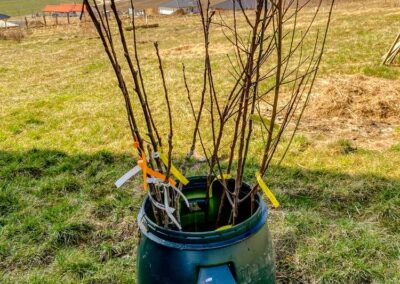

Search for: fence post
xmin=67 ymin=12 xmax=70 ymax=24
xmin=25 ymin=17 xmax=29 ymax=29
xmin=43 ymin=14 xmax=47 ymax=26
xmin=55 ymin=14 xmax=58 ymax=26
xmin=130 ymin=10 xmax=133 ymax=27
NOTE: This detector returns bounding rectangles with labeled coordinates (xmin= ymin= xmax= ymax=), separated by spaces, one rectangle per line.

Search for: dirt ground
xmin=302 ymin=75 xmax=400 ymax=150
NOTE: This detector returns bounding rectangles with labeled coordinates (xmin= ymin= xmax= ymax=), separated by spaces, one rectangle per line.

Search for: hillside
xmin=0 ymin=0 xmax=66 ymax=16
xmin=0 ymin=0 xmax=164 ymax=16
xmin=0 ymin=0 xmax=376 ymax=17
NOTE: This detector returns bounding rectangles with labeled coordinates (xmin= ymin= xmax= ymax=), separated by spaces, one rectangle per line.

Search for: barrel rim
xmin=137 ymin=176 xmax=268 ymax=250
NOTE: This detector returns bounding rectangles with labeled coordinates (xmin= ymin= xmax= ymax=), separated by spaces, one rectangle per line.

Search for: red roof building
xmin=42 ymin=4 xmax=86 ymax=14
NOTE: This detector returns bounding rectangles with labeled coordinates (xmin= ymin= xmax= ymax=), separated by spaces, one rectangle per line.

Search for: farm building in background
xmin=0 ymin=13 xmax=19 ymax=28
xmin=42 ymin=4 xmax=86 ymax=17
xmin=0 ymin=20 xmax=19 ymax=28
xmin=212 ymin=0 xmax=269 ymax=10
xmin=158 ymin=0 xmax=198 ymax=15
xmin=0 ymin=13 xmax=10 ymax=20
xmin=128 ymin=8 xmax=145 ymax=17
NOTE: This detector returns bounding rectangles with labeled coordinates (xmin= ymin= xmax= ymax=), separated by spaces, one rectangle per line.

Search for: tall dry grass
xmin=0 ymin=28 xmax=25 ymax=43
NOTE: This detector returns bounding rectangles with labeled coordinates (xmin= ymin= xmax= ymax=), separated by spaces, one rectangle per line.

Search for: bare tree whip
xmin=84 ymin=0 xmax=335 ymax=230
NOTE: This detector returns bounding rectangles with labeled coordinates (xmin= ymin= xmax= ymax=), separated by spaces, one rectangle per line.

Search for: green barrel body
xmin=136 ymin=176 xmax=276 ymax=284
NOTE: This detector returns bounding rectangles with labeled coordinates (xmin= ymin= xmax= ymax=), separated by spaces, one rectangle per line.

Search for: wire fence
xmin=2 ymin=0 xmax=400 ymax=17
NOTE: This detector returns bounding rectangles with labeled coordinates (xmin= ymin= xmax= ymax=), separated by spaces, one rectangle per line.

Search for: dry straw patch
xmin=0 ymin=29 xmax=25 ymax=42
xmin=303 ymin=75 xmax=400 ymax=149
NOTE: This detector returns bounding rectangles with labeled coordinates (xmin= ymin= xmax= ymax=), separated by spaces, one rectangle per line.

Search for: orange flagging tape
xmin=133 ymin=138 xmax=177 ymax=190
xmin=138 ymin=159 xmax=176 ymax=187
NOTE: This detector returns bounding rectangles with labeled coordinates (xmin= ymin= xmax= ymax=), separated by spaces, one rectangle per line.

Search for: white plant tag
xmin=115 ymin=166 xmax=141 ymax=188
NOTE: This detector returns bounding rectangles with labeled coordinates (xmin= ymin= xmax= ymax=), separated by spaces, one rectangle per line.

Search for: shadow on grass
xmin=0 ymin=149 xmax=399 ymax=283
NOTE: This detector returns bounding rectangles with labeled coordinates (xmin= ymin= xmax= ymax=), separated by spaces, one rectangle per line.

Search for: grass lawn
xmin=0 ymin=0 xmax=67 ymax=17
xmin=1 ymin=1 xmax=399 ymax=283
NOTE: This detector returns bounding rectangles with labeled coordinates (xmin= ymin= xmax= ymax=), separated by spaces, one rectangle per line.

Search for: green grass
xmin=0 ymin=149 xmax=140 ymax=283
xmin=1 ymin=1 xmax=400 ymax=282
xmin=1 ymin=147 xmax=399 ymax=282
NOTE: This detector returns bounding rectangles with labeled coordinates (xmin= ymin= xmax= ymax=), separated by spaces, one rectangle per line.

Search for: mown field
xmin=1 ymin=1 xmax=400 ymax=283
xmin=0 ymin=0 xmax=65 ymax=16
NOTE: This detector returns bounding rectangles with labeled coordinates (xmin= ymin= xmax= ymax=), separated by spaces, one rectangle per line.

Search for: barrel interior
xmin=146 ymin=177 xmax=258 ymax=232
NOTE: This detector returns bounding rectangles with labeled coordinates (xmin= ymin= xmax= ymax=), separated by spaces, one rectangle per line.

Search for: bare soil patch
xmin=302 ymin=75 xmax=400 ymax=149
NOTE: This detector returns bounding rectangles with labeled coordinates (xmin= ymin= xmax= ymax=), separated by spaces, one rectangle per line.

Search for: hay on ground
xmin=302 ymin=75 xmax=400 ymax=149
